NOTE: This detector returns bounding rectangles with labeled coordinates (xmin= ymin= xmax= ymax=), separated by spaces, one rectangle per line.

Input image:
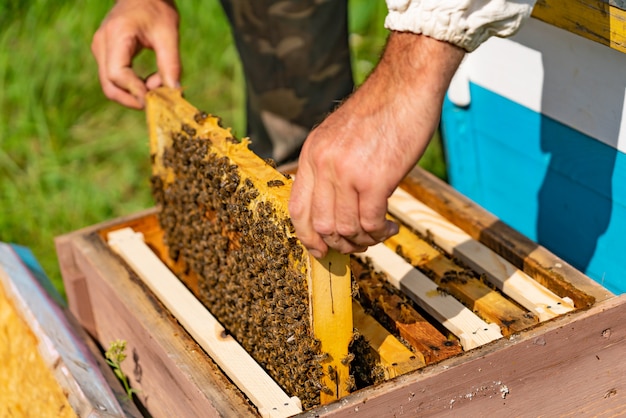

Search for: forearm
xmin=348 ymin=31 xmax=465 ymax=173
xmin=289 ymin=32 xmax=465 ymax=257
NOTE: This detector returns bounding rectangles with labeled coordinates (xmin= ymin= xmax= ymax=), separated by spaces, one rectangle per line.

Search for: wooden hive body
xmin=55 ymin=90 xmax=624 ymax=417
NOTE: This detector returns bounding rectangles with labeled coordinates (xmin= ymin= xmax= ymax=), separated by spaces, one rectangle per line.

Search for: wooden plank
xmin=352 ymin=300 xmax=426 ymax=379
xmin=388 ymin=187 xmax=576 ymax=321
xmin=59 ymin=228 xmax=259 ymax=417
xmin=310 ymin=253 xmax=353 ymax=403
xmin=532 ymin=0 xmax=626 ymax=54
xmin=304 ymin=294 xmax=626 ymax=417
xmin=146 ymin=87 xmax=352 ymax=406
xmin=108 ymin=227 xmax=302 ymax=417
xmin=399 ymin=167 xmax=611 ymax=307
xmin=0 ymin=243 xmax=132 ymax=417
xmin=385 ymin=221 xmax=539 ymax=336
xmin=351 ymin=258 xmax=463 ymax=364
xmin=359 ymin=244 xmax=503 ymax=351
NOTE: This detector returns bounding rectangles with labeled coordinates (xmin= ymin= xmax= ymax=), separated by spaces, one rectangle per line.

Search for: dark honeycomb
xmin=150 ymin=126 xmax=326 ymax=409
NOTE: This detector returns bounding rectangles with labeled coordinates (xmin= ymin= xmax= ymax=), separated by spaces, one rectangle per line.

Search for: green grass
xmin=0 ymin=1 xmax=446 ymax=297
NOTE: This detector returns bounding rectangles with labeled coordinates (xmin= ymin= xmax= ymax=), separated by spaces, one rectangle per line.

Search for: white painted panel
xmin=452 ymin=18 xmax=626 ymax=153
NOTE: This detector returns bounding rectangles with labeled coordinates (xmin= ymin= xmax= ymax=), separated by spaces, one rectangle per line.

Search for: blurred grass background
xmin=0 ymin=1 xmax=446 ymax=296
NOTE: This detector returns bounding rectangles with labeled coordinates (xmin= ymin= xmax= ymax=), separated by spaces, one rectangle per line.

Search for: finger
xmin=310 ymin=171 xmax=366 ymax=254
xmin=289 ymin=164 xmax=328 ymax=259
xmin=105 ymin=32 xmax=148 ymax=106
xmin=152 ymin=29 xmax=181 ymax=88
xmin=320 ymin=232 xmax=368 ymax=255
xmin=92 ymin=32 xmax=144 ymax=109
xmin=145 ymin=73 xmax=162 ymax=90
xmin=358 ymin=186 xmax=399 ymax=243
xmin=334 ymin=185 xmax=379 ymax=248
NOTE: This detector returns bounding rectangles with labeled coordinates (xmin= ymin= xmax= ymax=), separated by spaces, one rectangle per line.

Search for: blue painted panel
xmin=442 ymin=83 xmax=626 ymax=294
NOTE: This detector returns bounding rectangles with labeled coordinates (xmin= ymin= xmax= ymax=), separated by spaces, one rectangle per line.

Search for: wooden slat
xmin=388 ymin=187 xmax=575 ymax=322
xmin=352 ymin=300 xmax=425 ymax=379
xmin=399 ymin=167 xmax=610 ymax=307
xmin=351 ymin=258 xmax=463 ymax=364
xmin=107 ymin=227 xmax=302 ymax=418
xmin=532 ymin=0 xmax=626 ymax=54
xmin=384 ymin=221 xmax=539 ymax=336
xmin=359 ymin=244 xmax=503 ymax=351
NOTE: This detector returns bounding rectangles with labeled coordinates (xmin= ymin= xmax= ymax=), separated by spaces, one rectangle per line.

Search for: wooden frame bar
xmin=389 ymin=187 xmax=575 ymax=321
xmin=359 ymin=244 xmax=502 ymax=350
xmin=532 ymin=0 xmax=626 ymax=54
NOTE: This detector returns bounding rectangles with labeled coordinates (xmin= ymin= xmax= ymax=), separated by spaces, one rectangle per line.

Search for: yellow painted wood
xmin=532 ymin=0 xmax=626 ymax=53
xmin=310 ymin=252 xmax=353 ymax=403
xmin=352 ymin=300 xmax=425 ymax=379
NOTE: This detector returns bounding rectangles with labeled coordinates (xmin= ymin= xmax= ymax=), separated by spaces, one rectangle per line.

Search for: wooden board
xmin=533 ymin=0 xmax=626 ymax=54
xmin=351 ymin=258 xmax=464 ymax=364
xmin=0 ymin=243 xmax=137 ymax=417
xmin=359 ymin=244 xmax=503 ymax=351
xmin=389 ymin=187 xmax=576 ymax=321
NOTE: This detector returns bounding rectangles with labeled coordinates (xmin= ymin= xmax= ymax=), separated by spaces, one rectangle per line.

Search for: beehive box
xmin=55 ymin=159 xmax=626 ymax=417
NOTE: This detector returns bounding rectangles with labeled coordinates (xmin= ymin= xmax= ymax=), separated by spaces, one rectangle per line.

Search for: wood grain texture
xmin=107 ymin=227 xmax=303 ymax=417
xmin=359 ymin=244 xmax=503 ymax=351
xmin=533 ymin=0 xmax=626 ymax=53
xmin=296 ymin=294 xmax=626 ymax=417
xmin=57 ymin=227 xmax=258 ymax=417
xmin=399 ymin=167 xmax=611 ymax=307
xmin=385 ymin=221 xmax=539 ymax=336
xmin=352 ymin=300 xmax=425 ymax=379
xmin=310 ymin=252 xmax=354 ymax=402
xmin=351 ymin=259 xmax=463 ymax=364
xmin=389 ymin=187 xmax=575 ymax=322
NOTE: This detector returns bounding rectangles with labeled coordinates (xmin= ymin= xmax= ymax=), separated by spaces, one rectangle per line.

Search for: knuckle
xmin=312 ymin=220 xmax=334 ymax=237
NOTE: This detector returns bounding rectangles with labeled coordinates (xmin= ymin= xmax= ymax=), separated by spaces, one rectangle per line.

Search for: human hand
xmin=91 ymin=0 xmax=180 ymax=109
xmin=289 ymin=32 xmax=464 ymax=258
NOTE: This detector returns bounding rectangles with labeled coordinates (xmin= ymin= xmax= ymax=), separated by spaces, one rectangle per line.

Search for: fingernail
xmin=309 ymin=249 xmax=323 ymax=259
xmin=386 ymin=220 xmax=399 ymax=237
xmin=136 ymin=95 xmax=145 ymax=108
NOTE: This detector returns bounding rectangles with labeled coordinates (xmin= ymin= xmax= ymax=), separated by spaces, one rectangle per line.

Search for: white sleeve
xmin=385 ymin=0 xmax=536 ymax=52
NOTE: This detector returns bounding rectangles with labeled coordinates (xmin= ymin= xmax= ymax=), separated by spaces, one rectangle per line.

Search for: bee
xmin=341 ymin=353 xmax=355 ymax=366
xmin=194 ymin=111 xmax=209 ymax=124
xmin=181 ymin=122 xmax=196 ymax=137
xmin=267 ymin=179 xmax=285 ymax=188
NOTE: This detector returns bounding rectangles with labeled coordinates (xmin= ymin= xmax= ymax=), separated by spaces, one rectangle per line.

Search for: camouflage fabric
xmin=219 ymin=0 xmax=354 ymax=164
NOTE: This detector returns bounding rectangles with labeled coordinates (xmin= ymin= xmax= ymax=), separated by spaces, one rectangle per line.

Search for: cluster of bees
xmin=152 ymin=122 xmax=330 ymax=409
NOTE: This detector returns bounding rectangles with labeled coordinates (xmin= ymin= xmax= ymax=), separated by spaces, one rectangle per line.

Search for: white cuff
xmin=385 ymin=0 xmax=536 ymax=52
